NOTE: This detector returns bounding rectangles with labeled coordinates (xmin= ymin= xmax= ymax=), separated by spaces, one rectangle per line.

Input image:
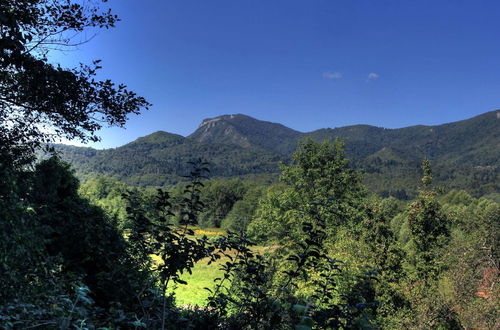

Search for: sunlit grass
xmin=170 ymin=256 xmax=227 ymax=306
xmin=171 ymin=245 xmax=274 ymax=306
xmin=192 ymin=227 xmax=226 ymax=238
xmin=149 ymin=227 xmax=275 ymax=306
xmin=149 ymin=227 xmax=277 ymax=306
xmin=149 ymin=227 xmax=226 ymax=306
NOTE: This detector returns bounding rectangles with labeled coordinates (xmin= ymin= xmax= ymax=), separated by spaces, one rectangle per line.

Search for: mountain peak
xmin=198 ymin=114 xmax=252 ymax=128
xmin=189 ymin=114 xmax=302 ymax=154
xmin=126 ymin=131 xmax=185 ymax=146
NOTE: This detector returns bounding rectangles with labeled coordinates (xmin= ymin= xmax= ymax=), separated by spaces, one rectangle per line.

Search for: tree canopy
xmin=0 ymin=0 xmax=150 ymax=155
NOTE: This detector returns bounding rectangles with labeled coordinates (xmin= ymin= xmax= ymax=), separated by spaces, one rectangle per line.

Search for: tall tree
xmin=399 ymin=160 xmax=456 ymax=329
xmin=279 ymin=138 xmax=366 ymax=232
xmin=0 ymin=2 xmax=151 ymax=327
xmin=0 ymin=0 xmax=150 ymax=156
xmin=406 ymin=160 xmax=450 ymax=280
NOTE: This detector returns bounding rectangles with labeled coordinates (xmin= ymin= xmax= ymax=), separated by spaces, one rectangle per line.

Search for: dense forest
xmin=53 ymin=111 xmax=500 ymax=199
xmin=1 ymin=1 xmax=498 ymax=329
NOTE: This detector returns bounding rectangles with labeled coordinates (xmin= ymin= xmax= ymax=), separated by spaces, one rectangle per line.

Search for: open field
xmin=151 ymin=228 xmax=274 ymax=306
xmin=171 ymin=255 xmax=226 ymax=306
xmin=172 ymin=245 xmax=274 ymax=306
xmin=150 ymin=227 xmax=228 ymax=306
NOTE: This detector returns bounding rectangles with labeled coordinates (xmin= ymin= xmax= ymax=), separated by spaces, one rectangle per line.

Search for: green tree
xmin=247 ymin=139 xmax=380 ymax=327
xmin=439 ymin=193 xmax=499 ymax=328
xmin=398 ymin=160 xmax=456 ymax=329
xmin=249 ymin=139 xmax=366 ymax=243
xmin=0 ymin=152 xmax=49 ymax=305
xmin=280 ymin=138 xmax=366 ymax=233
xmin=200 ymin=178 xmax=247 ymax=227
xmin=0 ymin=1 xmax=150 ymax=326
xmin=0 ymin=0 xmax=150 ymax=155
xmin=359 ymin=197 xmax=409 ymax=327
xmin=221 ymin=185 xmax=264 ymax=232
xmin=247 ymin=184 xmax=302 ymax=243
xmin=30 ymin=157 xmax=144 ymax=308
xmin=405 ymin=161 xmax=450 ymax=280
xmin=79 ymin=176 xmax=131 ymax=230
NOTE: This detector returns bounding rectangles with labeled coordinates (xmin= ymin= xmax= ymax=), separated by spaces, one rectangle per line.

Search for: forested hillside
xmin=189 ymin=114 xmax=302 ymax=155
xmin=54 ymin=131 xmax=285 ymax=186
xmin=3 ymin=1 xmax=498 ymax=329
xmin=54 ymin=110 xmax=500 ymax=198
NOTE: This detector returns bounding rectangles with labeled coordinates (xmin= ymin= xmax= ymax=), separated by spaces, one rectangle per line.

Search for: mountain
xmin=189 ymin=111 xmax=500 ymax=166
xmin=305 ymin=110 xmax=500 ymax=166
xmin=55 ymin=129 xmax=284 ymax=186
xmin=188 ymin=114 xmax=302 ymax=155
xmin=53 ymin=110 xmax=500 ymax=198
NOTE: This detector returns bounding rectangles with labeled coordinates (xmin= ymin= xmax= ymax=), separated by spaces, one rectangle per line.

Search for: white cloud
xmin=367 ymin=72 xmax=379 ymax=80
xmin=323 ymin=71 xmax=342 ymax=79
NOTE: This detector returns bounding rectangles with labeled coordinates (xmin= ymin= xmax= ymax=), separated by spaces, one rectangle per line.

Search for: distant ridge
xmin=53 ymin=110 xmax=500 ymax=198
xmin=186 ymin=111 xmax=500 ymax=165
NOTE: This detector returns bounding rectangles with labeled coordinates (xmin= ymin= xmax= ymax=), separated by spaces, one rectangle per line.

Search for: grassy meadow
xmin=151 ymin=227 xmax=274 ymax=306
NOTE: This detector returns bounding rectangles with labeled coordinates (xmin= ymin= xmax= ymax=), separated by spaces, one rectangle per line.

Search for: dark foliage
xmin=0 ymin=0 xmax=150 ymax=156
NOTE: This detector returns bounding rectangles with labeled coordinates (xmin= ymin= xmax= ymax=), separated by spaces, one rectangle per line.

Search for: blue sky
xmin=52 ymin=0 xmax=500 ymax=148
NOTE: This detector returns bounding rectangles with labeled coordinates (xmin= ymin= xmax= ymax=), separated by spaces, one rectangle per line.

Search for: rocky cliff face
xmin=198 ymin=114 xmax=238 ymax=128
xmin=190 ymin=115 xmax=253 ymax=148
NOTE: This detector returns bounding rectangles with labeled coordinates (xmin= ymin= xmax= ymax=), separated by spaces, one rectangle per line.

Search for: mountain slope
xmin=188 ymin=111 xmax=500 ymax=166
xmin=188 ymin=114 xmax=303 ymax=155
xmin=57 ymin=130 xmax=284 ymax=186
xmin=54 ymin=110 xmax=500 ymax=197
xmin=306 ymin=110 xmax=500 ymax=165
